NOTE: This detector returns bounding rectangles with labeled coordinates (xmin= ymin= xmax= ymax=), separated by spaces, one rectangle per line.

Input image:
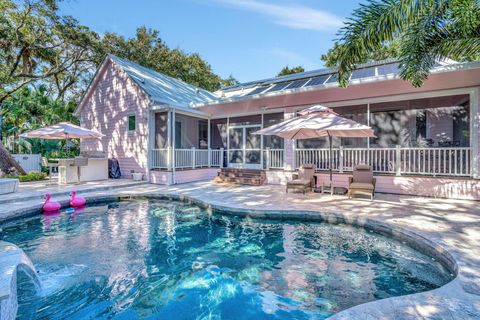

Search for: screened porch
xmin=150 ymin=92 xmax=475 ymax=178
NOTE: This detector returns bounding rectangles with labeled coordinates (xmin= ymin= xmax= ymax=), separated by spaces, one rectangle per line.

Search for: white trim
xmin=367 ymin=102 xmax=370 ymax=149
xmin=172 ymin=109 xmax=176 ymax=184
xmin=147 ymin=107 xmax=154 ymax=173
xmin=471 ymin=87 xmax=479 ymax=179
xmin=261 ymin=112 xmax=264 ymax=169
xmin=151 ymin=103 xmax=210 ymax=118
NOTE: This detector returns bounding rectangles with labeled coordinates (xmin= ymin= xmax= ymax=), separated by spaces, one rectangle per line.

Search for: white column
xmin=226 ymin=117 xmax=230 ymax=168
xmin=167 ymin=110 xmax=172 ymax=171
xmin=207 ymin=118 xmax=211 ymax=167
xmin=471 ymin=88 xmax=479 ymax=179
xmin=367 ymin=102 xmax=371 ymax=149
xmin=261 ymin=112 xmax=264 ymax=169
xmin=147 ymin=109 xmax=154 ymax=173
xmin=172 ymin=109 xmax=176 ymax=184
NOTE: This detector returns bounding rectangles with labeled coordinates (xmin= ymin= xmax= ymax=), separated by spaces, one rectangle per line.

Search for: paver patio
xmin=0 ymin=181 xmax=479 ymax=319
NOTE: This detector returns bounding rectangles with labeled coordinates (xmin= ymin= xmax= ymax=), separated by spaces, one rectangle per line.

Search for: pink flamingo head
xmin=44 ymin=193 xmax=51 ymax=202
xmin=70 ymin=190 xmax=76 ymax=198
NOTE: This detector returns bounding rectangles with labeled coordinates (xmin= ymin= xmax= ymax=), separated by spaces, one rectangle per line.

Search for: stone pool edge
xmin=1 ymin=191 xmax=468 ymax=319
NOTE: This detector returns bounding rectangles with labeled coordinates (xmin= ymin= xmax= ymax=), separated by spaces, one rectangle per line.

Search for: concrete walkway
xmin=1 ymin=181 xmax=479 ymax=319
xmin=1 ymin=179 xmax=145 ymax=203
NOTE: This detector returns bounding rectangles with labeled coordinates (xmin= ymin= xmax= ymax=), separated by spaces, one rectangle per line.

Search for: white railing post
xmin=265 ymin=147 xmax=270 ymax=170
xmin=167 ymin=146 xmax=172 ymax=170
xmin=395 ymin=145 xmax=402 ymax=176
xmin=208 ymin=148 xmax=211 ymax=167
xmin=220 ymin=148 xmax=224 ymax=168
xmin=339 ymin=146 xmax=344 ymax=173
xmin=191 ymin=147 xmax=196 ymax=168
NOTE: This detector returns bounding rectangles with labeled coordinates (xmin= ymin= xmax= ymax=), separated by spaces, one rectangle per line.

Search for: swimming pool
xmin=2 ymin=199 xmax=453 ymax=319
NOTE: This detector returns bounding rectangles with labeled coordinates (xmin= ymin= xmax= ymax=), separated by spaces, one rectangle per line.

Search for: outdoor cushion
xmin=353 ymin=169 xmax=373 ymax=183
xmin=300 ymin=164 xmax=315 ymax=169
xmin=355 ymin=164 xmax=371 ymax=170
xmin=349 ymin=182 xmax=374 ymax=190
xmin=288 ymin=179 xmax=311 ymax=185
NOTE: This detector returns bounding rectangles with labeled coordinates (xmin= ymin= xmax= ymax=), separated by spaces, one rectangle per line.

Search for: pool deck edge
xmin=1 ymin=182 xmax=479 ymax=319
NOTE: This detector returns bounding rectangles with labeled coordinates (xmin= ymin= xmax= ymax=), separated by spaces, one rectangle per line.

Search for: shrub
xmin=4 ymin=171 xmax=47 ymax=182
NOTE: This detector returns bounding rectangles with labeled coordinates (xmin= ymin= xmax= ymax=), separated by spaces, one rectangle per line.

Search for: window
xmin=128 ymin=114 xmax=136 ymax=132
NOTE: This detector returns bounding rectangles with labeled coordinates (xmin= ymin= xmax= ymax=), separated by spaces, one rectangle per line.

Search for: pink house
xmin=75 ymin=55 xmax=480 ymax=200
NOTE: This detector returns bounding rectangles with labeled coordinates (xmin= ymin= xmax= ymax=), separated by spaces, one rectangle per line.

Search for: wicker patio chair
xmin=286 ymin=164 xmax=315 ymax=194
xmin=348 ymin=164 xmax=376 ymax=200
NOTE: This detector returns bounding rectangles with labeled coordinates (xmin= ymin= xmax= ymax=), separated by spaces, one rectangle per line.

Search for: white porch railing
xmin=264 ymin=148 xmax=284 ymax=169
xmin=295 ymin=146 xmax=472 ymax=177
xmin=151 ymin=148 xmax=223 ymax=169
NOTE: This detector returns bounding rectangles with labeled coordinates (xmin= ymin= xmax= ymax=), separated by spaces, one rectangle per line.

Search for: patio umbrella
xmin=20 ymin=122 xmax=103 ymax=152
xmin=255 ymin=105 xmax=375 ymax=182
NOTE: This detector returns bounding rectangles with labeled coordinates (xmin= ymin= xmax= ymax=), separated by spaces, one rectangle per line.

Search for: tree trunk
xmin=0 ymin=141 xmax=26 ymax=176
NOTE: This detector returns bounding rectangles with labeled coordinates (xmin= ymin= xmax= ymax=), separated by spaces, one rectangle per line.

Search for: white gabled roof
xmin=75 ymin=55 xmax=219 ymax=116
xmin=108 ymin=55 xmax=219 ymax=107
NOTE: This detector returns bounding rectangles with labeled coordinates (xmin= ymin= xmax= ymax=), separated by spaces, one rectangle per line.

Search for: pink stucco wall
xmin=79 ymin=59 xmax=150 ymax=179
xmin=150 ymin=168 xmax=220 ymax=185
xmin=266 ymin=171 xmax=479 ymax=200
xmin=314 ymin=172 xmax=480 ymax=200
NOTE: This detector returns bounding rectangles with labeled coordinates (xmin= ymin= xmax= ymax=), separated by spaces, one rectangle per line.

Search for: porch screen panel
xmin=210 ymin=118 xmax=228 ymax=149
xmin=263 ymin=112 xmax=284 ymax=149
xmin=174 ymin=114 xmax=208 ymax=149
xmin=154 ymin=112 xmax=168 ymax=148
xmin=296 ymin=104 xmax=368 ymax=148
xmin=369 ymin=94 xmax=470 ymax=147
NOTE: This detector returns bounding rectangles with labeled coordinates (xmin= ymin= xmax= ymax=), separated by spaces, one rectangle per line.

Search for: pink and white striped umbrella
xmin=20 ymin=122 xmax=103 ymax=140
xmin=255 ymin=105 xmax=375 ymax=140
xmin=255 ymin=105 xmax=375 ymax=182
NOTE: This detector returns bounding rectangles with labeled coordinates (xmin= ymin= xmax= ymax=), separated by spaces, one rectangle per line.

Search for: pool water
xmin=2 ymin=199 xmax=452 ymax=319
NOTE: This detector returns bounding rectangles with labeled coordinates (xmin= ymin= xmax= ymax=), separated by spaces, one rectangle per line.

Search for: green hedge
xmin=4 ymin=171 xmax=47 ymax=182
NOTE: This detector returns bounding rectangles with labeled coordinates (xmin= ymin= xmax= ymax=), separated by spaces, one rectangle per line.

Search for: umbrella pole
xmin=329 ymin=135 xmax=333 ymax=184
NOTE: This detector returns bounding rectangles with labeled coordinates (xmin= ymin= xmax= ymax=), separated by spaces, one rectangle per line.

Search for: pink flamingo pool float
xmin=43 ymin=193 xmax=61 ymax=212
xmin=70 ymin=191 xmax=86 ymax=207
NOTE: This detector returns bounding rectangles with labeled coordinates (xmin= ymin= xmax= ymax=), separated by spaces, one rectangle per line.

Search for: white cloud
xmin=267 ymin=48 xmax=305 ymax=65
xmin=215 ymin=0 xmax=343 ymax=31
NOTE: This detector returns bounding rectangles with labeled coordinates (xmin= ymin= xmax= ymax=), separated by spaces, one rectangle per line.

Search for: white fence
xmin=12 ymin=154 xmax=41 ymax=172
xmin=264 ymin=149 xmax=284 ymax=169
xmin=151 ymin=148 xmax=223 ymax=169
xmin=295 ymin=147 xmax=472 ymax=177
xmin=152 ymin=146 xmax=472 ymax=177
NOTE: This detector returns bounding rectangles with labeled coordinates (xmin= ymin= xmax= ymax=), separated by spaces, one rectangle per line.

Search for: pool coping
xmin=1 ymin=190 xmax=478 ymax=319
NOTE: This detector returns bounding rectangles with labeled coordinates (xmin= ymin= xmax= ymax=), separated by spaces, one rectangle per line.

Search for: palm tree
xmin=334 ymin=0 xmax=480 ymax=87
xmin=0 ymin=141 xmax=26 ymax=175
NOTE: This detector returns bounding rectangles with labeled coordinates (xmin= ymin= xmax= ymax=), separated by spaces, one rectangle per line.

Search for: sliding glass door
xmin=228 ymin=125 xmax=262 ymax=169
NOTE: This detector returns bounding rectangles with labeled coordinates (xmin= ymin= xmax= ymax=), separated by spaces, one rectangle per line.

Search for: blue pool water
xmin=1 ymin=199 xmax=453 ymax=319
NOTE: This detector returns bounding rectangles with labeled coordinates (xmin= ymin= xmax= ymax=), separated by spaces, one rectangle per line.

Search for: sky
xmin=60 ymin=0 xmax=360 ymax=83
